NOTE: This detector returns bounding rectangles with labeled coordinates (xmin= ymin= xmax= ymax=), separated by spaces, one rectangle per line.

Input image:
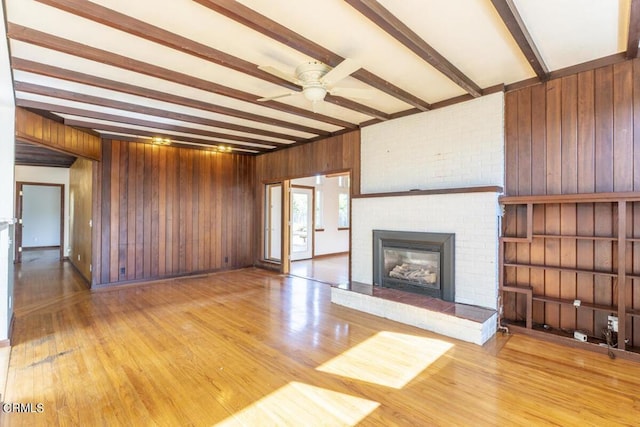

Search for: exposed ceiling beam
xmin=490 ymin=0 xmax=549 ymax=80
xmin=193 ymin=0 xmax=431 ymax=112
xmin=11 ymin=59 xmax=327 ymax=138
xmin=627 ymin=0 xmax=640 ymax=59
xmin=34 ymin=0 xmax=300 ymax=91
xmin=345 ymin=0 xmax=483 ymax=98
xmin=14 ymin=81 xmax=314 ymax=142
xmin=15 ymin=99 xmax=287 ymax=148
xmin=33 ymin=0 xmax=388 ymax=120
xmin=64 ymin=119 xmax=267 ymax=153
xmin=7 ymin=23 xmax=360 ymax=128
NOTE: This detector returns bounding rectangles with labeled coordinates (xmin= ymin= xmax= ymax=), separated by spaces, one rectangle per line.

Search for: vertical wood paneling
xmin=96 ymin=140 xmax=255 ymax=286
xmin=517 ymin=88 xmax=532 ymax=195
xmin=504 ymin=58 xmax=640 ymax=347
xmin=69 ymin=158 xmax=93 ymax=282
xmin=530 ymin=84 xmax=547 ymax=195
xmin=594 ymin=67 xmax=614 ymax=192
xmin=15 ymin=107 xmax=101 ymax=161
xmin=504 ymin=92 xmax=519 ymax=195
xmin=613 ymin=61 xmax=634 ymax=192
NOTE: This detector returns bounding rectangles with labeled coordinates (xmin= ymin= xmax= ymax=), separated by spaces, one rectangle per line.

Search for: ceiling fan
xmin=258 ymin=58 xmax=373 ymax=105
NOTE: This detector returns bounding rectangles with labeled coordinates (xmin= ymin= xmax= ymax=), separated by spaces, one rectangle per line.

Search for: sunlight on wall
xmin=316 ymin=331 xmax=454 ymax=389
xmin=214 ymin=381 xmax=379 ymax=426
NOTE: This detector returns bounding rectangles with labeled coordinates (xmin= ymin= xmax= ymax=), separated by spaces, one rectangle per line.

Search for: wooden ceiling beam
xmin=35 ymin=0 xmax=388 ymax=121
xmin=64 ymin=119 xmax=268 ymax=153
xmin=7 ymin=23 xmax=359 ymax=128
xmin=12 ymin=59 xmax=323 ymax=138
xmin=14 ymin=81 xmax=311 ymax=142
xmin=345 ymin=0 xmax=482 ymax=98
xmin=490 ymin=0 xmax=549 ymax=80
xmin=194 ymin=0 xmax=431 ymax=112
xmin=15 ymin=99 xmax=286 ymax=148
xmin=34 ymin=0 xmax=300 ymax=91
xmin=627 ymin=0 xmax=640 ymax=59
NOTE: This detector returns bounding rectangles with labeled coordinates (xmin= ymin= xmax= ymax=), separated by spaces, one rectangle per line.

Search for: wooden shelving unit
xmin=499 ymin=192 xmax=640 ymax=355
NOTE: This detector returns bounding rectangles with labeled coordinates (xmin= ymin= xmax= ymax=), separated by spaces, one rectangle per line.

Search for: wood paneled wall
xmin=503 ymin=59 xmax=640 ymax=347
xmin=254 ymin=131 xmax=360 ymax=263
xmin=256 ymin=131 xmax=360 ymax=191
xmin=93 ymin=139 xmax=255 ymax=286
xmin=69 ymin=157 xmax=93 ymax=282
xmin=15 ymin=107 xmax=101 ymax=161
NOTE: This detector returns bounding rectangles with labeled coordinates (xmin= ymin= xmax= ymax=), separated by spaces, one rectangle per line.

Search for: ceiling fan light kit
xmin=259 ymin=59 xmax=370 ymax=105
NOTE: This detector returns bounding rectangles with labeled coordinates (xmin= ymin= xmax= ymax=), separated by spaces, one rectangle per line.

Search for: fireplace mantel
xmin=353 ymin=185 xmax=503 ymax=199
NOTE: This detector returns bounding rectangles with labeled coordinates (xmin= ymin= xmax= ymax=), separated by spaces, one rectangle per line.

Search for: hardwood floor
xmin=4 ymin=251 xmax=640 ymax=426
xmin=290 ymin=253 xmax=349 ymax=285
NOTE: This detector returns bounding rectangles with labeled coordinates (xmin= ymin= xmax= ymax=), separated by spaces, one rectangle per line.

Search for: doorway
xmin=14 ymin=182 xmax=64 ymax=263
xmin=290 ymin=186 xmax=314 ymax=261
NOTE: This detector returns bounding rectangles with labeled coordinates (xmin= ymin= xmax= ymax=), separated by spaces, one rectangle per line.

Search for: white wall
xmin=0 ymin=1 xmax=16 ymax=342
xmin=15 ymin=166 xmax=71 ymax=256
xmin=354 ymin=93 xmax=504 ymax=310
xmin=22 ymin=185 xmax=62 ymax=247
xmin=361 ymin=92 xmax=504 ymax=193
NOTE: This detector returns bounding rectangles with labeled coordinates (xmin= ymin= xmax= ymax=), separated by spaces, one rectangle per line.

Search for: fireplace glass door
xmin=383 ymin=247 xmax=440 ymax=290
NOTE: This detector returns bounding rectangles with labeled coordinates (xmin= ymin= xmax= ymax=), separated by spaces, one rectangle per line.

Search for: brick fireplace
xmin=330 ymin=92 xmax=504 ymax=345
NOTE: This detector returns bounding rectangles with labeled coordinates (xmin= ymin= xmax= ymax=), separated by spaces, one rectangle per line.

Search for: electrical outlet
xmin=608 ymin=315 xmax=619 ymax=332
xmin=120 ymin=267 xmax=125 ymax=275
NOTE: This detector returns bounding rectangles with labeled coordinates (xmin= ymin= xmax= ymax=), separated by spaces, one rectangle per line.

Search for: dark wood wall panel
xmin=94 ymin=139 xmax=255 ymax=286
xmin=504 ymin=58 xmax=640 ymax=350
xmin=69 ymin=157 xmax=93 ymax=282
xmin=15 ymin=107 xmax=101 ymax=161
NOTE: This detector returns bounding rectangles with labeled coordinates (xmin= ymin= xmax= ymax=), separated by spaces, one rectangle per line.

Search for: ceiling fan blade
xmin=258 ymin=65 xmax=299 ymax=85
xmin=328 ymin=87 xmax=374 ymax=100
xmin=257 ymin=92 xmax=297 ymax=102
xmin=321 ymin=58 xmax=361 ymax=85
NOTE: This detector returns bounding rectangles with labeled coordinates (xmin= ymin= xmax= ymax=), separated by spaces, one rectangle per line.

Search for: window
xmin=338 ymin=193 xmax=349 ymax=228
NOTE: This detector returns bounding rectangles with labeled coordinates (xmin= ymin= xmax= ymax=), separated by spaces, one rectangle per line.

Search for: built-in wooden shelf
xmin=499 ymin=191 xmax=640 ymax=355
xmin=353 ymin=185 xmax=503 ymax=199
xmin=503 ymin=263 xmax=618 ymax=278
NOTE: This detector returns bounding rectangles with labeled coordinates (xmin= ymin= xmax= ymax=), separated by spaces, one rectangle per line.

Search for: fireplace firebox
xmin=373 ymin=230 xmax=455 ymax=301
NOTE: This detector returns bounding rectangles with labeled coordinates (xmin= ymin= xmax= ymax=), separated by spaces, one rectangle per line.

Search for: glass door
xmin=264 ymin=183 xmax=282 ymax=262
xmin=290 ymin=186 xmax=314 ymax=261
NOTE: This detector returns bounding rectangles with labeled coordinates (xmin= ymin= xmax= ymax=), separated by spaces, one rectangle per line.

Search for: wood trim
xmin=12 ymin=59 xmax=329 ymax=137
xmin=14 ymin=182 xmax=65 ymax=261
xmin=490 ymin=0 xmax=548 ymax=80
xmin=194 ymin=0 xmax=431 ymax=112
xmin=345 ymin=0 xmax=482 ymax=97
xmin=15 ymin=82 xmax=303 ymax=142
xmin=7 ymin=23 xmax=355 ymax=129
xmin=627 ymin=0 xmax=640 ymax=59
xmin=353 ymin=185 xmax=504 ymax=199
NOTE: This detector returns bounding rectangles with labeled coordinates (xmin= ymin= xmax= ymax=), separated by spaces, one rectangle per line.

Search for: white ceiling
xmin=3 ymin=0 xmax=635 ymax=155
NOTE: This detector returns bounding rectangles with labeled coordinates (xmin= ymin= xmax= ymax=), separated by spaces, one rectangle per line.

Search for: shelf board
xmin=503 ymin=262 xmax=617 ymax=278
xmin=531 ymin=234 xmax=617 ymax=241
xmin=500 ymin=191 xmax=640 ymax=204
xmin=530 ymin=295 xmax=616 ymax=314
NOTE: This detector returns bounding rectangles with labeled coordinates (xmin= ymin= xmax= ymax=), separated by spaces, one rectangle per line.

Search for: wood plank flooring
xmin=3 ymin=250 xmax=640 ymax=426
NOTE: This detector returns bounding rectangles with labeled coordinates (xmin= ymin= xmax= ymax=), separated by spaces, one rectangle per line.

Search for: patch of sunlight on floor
xmin=316 ymin=331 xmax=454 ymax=389
xmin=214 ymin=381 xmax=379 ymax=427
